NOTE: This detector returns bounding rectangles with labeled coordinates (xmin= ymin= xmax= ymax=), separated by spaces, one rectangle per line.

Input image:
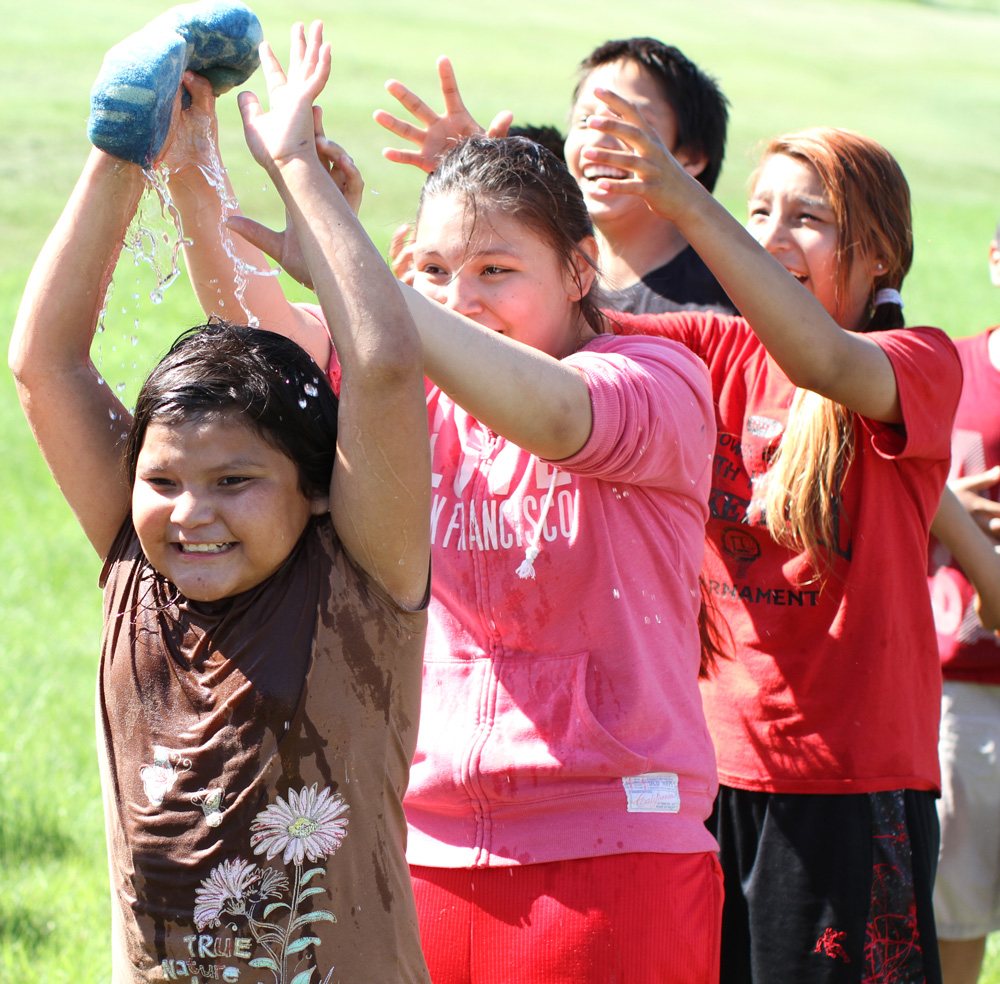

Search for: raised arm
xmin=584 ymin=89 xmax=903 ymax=424
xmin=374 ymin=56 xmax=512 ymax=172
xmin=239 ymin=22 xmax=430 ymax=609
xmin=399 ymin=285 xmax=595 ymax=460
xmin=162 ymin=70 xmax=333 ymax=368
xmin=8 ymin=149 xmax=145 ymax=557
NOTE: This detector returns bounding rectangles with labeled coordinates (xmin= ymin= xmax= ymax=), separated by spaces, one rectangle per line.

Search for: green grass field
xmin=3 ymin=0 xmax=1000 ymax=978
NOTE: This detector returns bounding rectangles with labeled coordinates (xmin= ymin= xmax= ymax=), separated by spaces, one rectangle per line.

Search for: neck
xmin=594 ymin=215 xmax=690 ymax=291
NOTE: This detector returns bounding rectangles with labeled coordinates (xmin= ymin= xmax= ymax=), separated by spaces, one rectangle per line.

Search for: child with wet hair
xmin=9 ymin=22 xmax=432 ymax=983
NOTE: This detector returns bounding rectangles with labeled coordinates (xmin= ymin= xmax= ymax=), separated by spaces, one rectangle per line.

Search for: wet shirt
xmin=98 ymin=516 xmax=430 ymax=983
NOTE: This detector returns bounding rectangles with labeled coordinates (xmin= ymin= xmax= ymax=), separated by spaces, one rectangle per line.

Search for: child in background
xmin=9 ymin=23 xmax=431 ymax=984
xmin=929 ymin=225 xmax=1000 ymax=984
xmin=592 ymin=95 xmax=959 ymax=981
xmin=375 ymin=37 xmax=736 ymax=314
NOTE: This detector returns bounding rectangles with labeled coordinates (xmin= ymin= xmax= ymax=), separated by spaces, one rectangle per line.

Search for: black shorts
xmin=708 ymin=786 xmax=941 ymax=984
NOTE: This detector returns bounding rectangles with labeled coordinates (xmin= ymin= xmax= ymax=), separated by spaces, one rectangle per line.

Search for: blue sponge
xmin=87 ymin=1 xmax=263 ymax=167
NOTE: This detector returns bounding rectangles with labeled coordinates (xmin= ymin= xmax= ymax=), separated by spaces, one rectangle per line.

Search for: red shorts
xmin=410 ymin=851 xmax=723 ymax=984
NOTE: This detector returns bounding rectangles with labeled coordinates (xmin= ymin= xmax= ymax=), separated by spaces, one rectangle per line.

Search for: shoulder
xmin=568 ymin=332 xmax=712 ymax=398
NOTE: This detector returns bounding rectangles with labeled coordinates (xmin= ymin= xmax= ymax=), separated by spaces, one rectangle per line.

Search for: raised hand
xmin=238 ymin=20 xmax=331 ymax=177
xmin=313 ymin=105 xmax=364 ymax=215
xmin=579 ymin=87 xmax=703 ymax=221
xmin=374 ymin=56 xmax=512 ymax=172
xmin=158 ymin=71 xmax=220 ymax=174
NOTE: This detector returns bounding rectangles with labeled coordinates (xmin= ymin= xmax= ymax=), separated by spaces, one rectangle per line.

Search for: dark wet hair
xmin=124 ymin=320 xmax=339 ymax=499
xmin=509 ymin=123 xmax=566 ymax=162
xmin=417 ymin=135 xmax=606 ymax=335
xmin=574 ymin=37 xmax=729 ymax=193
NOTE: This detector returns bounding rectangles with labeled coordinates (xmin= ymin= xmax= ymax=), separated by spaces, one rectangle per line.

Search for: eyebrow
xmin=414 ymin=243 xmax=522 ymax=262
xmin=749 ymin=189 xmax=832 ymax=210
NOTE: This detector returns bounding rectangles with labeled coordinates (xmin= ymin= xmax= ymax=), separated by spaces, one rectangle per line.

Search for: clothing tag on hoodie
xmin=622 ymin=772 xmax=680 ymax=813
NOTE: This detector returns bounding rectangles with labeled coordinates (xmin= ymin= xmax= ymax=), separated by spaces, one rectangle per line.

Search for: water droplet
xmin=150 ymin=290 xmax=163 ymax=305
xmin=612 ymin=589 xmax=620 ymax=599
xmin=304 ymin=383 xmax=318 ymax=397
xmin=298 ymin=398 xmax=308 ymax=409
xmin=131 ymin=335 xmax=139 ymax=346
xmin=116 ymin=382 xmax=127 ymax=393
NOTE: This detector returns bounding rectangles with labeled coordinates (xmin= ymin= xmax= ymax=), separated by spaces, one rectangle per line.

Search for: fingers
xmin=383 ymin=78 xmax=439 ymax=126
xmin=436 ymin=56 xmax=468 ymax=116
xmin=258 ymin=41 xmax=287 ymax=91
xmin=953 ymin=465 xmax=1000 ymax=494
xmin=373 ymin=109 xmax=426 ymax=144
xmin=237 ymin=90 xmax=263 ymax=129
xmin=486 ymin=110 xmax=514 ymax=139
xmin=381 ymin=147 xmax=430 ymax=170
xmin=182 ymin=70 xmax=215 ymax=112
xmin=226 ymin=215 xmax=284 ymax=263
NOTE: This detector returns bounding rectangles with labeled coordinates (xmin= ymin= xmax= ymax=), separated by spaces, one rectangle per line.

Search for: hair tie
xmin=874 ymin=287 xmax=903 ymax=309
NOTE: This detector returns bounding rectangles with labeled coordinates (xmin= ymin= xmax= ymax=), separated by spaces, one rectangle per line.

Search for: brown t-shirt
xmin=97 ymin=515 xmax=430 ymax=983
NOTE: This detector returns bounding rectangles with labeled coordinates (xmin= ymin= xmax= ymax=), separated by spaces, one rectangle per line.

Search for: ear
xmin=567 ymin=235 xmax=600 ymax=300
xmin=989 ymin=241 xmax=1000 ymax=287
xmin=671 ymin=145 xmax=709 ymax=181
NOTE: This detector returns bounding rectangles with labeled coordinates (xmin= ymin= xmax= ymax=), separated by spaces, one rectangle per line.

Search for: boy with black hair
xmin=563 ymin=37 xmax=735 ymax=314
xmin=375 ymin=39 xmax=736 ymax=315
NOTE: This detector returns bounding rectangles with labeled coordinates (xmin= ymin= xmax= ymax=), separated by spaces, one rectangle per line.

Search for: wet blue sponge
xmin=87 ymin=0 xmax=262 ymax=166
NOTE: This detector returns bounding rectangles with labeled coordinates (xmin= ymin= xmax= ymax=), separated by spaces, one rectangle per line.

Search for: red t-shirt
xmin=929 ymin=328 xmax=1000 ymax=684
xmin=614 ymin=311 xmax=961 ymax=794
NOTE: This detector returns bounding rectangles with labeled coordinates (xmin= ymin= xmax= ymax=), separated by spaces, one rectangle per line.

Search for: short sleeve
xmin=865 ymin=326 xmax=962 ymax=461
xmin=554 ymin=335 xmax=715 ymax=492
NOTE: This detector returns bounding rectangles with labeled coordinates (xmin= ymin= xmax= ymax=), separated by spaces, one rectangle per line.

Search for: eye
xmin=143 ymin=476 xmax=176 ymax=489
xmin=417 ymin=262 xmax=448 ymax=278
xmin=482 ymin=265 xmax=511 ymax=277
xmin=219 ymin=476 xmax=252 ymax=488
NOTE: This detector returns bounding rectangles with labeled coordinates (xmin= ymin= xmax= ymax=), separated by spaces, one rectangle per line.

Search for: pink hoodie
xmin=405 ymin=332 xmax=719 ymax=867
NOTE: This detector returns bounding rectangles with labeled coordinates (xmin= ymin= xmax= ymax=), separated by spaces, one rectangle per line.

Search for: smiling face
xmin=412 ymin=191 xmax=596 ymax=359
xmin=132 ymin=415 xmax=328 ymax=602
xmin=564 ymin=59 xmax=687 ymax=231
xmin=746 ymin=153 xmax=877 ymax=333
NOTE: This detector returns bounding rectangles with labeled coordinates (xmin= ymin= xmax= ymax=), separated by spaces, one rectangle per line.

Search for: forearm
xmin=400 ymin=285 xmax=593 ymax=459
xmin=933 ymin=485 xmax=1000 ymax=632
xmin=672 ymin=186 xmax=899 ymax=419
xmin=169 ymin=164 xmax=331 ymax=365
xmin=10 ymin=148 xmax=145 ymax=382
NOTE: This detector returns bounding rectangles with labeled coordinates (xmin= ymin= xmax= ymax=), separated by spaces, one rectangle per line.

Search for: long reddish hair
xmin=753 ymin=129 xmax=913 ymax=578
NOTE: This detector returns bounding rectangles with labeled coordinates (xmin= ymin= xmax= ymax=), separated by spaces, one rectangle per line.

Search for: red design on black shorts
xmin=815 ymin=928 xmax=851 ymax=963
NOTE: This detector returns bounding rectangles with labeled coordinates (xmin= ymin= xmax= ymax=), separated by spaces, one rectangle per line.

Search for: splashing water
xmin=153 ymin=112 xmax=277 ymax=327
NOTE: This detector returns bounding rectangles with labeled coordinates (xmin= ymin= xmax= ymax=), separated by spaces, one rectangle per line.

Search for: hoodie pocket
xmin=477 ymin=649 xmax=651 ymax=794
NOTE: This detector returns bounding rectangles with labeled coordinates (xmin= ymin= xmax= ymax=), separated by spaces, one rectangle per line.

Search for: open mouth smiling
xmin=581 ymin=164 xmax=630 ymax=182
xmin=175 ymin=542 xmax=237 ymax=554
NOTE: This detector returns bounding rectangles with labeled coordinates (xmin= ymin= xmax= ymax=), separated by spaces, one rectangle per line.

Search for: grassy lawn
xmin=2 ymin=0 xmax=1000 ymax=978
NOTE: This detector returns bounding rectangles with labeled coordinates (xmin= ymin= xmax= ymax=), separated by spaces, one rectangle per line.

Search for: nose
xmin=749 ymin=213 xmax=788 ymax=256
xmin=170 ymin=490 xmax=214 ymax=528
xmin=443 ymin=271 xmax=483 ymax=318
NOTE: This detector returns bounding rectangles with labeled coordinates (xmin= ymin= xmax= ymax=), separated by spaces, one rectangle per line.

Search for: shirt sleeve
xmin=865 ymin=325 xmax=962 ymax=462
xmin=554 ymin=335 xmax=716 ymax=492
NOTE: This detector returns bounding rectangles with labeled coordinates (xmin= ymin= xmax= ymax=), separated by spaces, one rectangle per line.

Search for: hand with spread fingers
xmin=581 ymin=86 xmax=704 ymax=222
xmin=374 ymin=56 xmax=513 ymax=172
